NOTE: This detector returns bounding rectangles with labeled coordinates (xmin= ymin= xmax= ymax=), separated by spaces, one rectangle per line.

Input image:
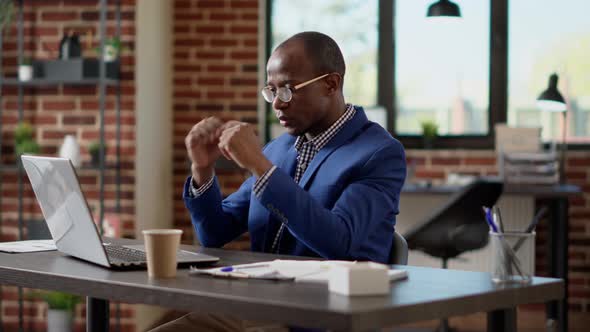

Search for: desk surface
xmin=0 ymin=239 xmax=563 ymax=331
xmin=403 ymin=182 xmax=581 ymax=198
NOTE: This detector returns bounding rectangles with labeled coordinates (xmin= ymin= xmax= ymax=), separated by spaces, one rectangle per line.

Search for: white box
xmin=328 ymin=262 xmax=389 ymax=296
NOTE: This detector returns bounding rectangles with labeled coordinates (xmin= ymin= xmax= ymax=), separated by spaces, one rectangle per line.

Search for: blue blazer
xmin=184 ymin=107 xmax=406 ymax=263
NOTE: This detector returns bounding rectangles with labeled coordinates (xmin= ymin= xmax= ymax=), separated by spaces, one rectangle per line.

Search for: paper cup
xmin=142 ymin=229 xmax=183 ymax=278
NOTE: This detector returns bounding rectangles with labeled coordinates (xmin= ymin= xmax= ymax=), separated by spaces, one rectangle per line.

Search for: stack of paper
xmin=0 ymin=240 xmax=56 ymax=253
xmin=190 ymin=259 xmax=408 ymax=283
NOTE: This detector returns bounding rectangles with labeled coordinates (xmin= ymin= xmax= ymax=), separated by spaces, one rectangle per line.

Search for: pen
xmin=512 ymin=206 xmax=547 ymax=252
xmin=219 ymin=263 xmax=271 ymax=273
xmin=492 ymin=206 xmax=505 ymax=233
xmin=482 ymin=206 xmax=498 ymax=233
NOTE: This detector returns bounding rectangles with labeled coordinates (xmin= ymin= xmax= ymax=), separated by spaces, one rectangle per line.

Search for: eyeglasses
xmin=261 ymin=73 xmax=330 ymax=103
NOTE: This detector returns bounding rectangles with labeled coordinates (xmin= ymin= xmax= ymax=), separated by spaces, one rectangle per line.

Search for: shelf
xmin=0 ymin=162 xmax=119 ymax=171
xmin=0 ymin=78 xmax=119 ymax=86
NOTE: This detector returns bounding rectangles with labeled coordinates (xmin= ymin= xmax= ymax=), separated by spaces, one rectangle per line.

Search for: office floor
xmin=243 ymin=309 xmax=589 ymax=332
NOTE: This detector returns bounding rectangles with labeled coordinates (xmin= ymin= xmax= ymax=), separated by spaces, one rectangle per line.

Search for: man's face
xmin=265 ymin=42 xmax=332 ymax=137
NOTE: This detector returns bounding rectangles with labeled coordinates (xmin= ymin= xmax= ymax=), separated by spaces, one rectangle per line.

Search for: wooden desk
xmin=402 ymin=182 xmax=581 ymax=332
xmin=0 ymin=239 xmax=563 ymax=332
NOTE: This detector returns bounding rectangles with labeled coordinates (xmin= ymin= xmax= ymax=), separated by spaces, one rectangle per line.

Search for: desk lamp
xmin=427 ymin=0 xmax=461 ymax=18
xmin=537 ymin=73 xmax=567 ymax=183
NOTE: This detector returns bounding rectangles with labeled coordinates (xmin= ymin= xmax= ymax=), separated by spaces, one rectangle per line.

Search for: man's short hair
xmin=280 ymin=31 xmax=346 ymax=80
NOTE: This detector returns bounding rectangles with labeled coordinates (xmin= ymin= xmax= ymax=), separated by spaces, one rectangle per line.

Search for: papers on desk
xmin=0 ymin=240 xmax=56 ymax=253
xmin=190 ymin=259 xmax=408 ymax=284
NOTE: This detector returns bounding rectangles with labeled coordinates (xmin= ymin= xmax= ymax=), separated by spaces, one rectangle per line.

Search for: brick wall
xmin=172 ymin=0 xmax=257 ymax=247
xmin=1 ymin=1 xmax=136 ymax=331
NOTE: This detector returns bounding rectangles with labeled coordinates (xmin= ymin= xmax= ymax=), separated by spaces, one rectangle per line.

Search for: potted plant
xmin=0 ymin=0 xmax=14 ymax=55
xmin=0 ymin=1 xmax=14 ymax=33
xmin=36 ymin=291 xmax=81 ymax=332
xmin=420 ymin=120 xmax=438 ymax=149
xmin=14 ymin=122 xmax=40 ymax=163
xmin=18 ymin=57 xmax=33 ymax=81
xmin=99 ymin=36 xmax=124 ymax=62
xmin=88 ymin=140 xmax=107 ymax=167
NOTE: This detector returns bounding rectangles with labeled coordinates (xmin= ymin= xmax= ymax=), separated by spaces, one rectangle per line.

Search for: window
xmin=266 ymin=0 xmax=589 ymax=147
xmin=270 ymin=0 xmax=378 ymax=107
xmin=395 ymin=0 xmax=490 ymax=136
xmin=508 ymin=0 xmax=590 ymax=144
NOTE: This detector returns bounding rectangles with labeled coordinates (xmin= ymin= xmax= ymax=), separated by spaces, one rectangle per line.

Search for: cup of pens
xmin=490 ymin=231 xmax=535 ymax=284
xmin=484 ymin=205 xmax=544 ymax=285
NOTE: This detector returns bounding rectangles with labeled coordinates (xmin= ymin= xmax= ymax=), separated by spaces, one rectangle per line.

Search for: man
xmin=154 ymin=31 xmax=406 ymax=331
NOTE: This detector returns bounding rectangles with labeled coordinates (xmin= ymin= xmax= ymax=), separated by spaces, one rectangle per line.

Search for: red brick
xmin=174 ymin=91 xmax=202 ymax=98
xmin=195 ymin=25 xmax=225 ymax=34
xmin=464 ymin=157 xmax=496 ymax=166
xmin=34 ymin=26 xmax=60 ymax=37
xmin=230 ymin=51 xmax=257 ymax=60
xmin=242 ymin=13 xmax=258 ymax=20
xmin=197 ymin=77 xmax=224 ymax=86
xmin=63 ymin=86 xmax=98 ymax=95
xmin=431 ymin=157 xmax=461 ymax=166
xmin=196 ymin=51 xmax=225 ymax=59
xmin=210 ymin=13 xmax=237 ymax=21
xmin=63 ymin=115 xmax=97 ymax=125
xmin=207 ymin=91 xmax=235 ymax=99
xmin=175 ymin=13 xmax=204 ymax=21
xmin=230 ymin=25 xmax=257 ymax=34
xmin=175 ymin=38 xmax=206 ymax=47
xmin=415 ymin=169 xmax=446 ymax=179
xmin=174 ymin=65 xmax=202 ymax=72
xmin=568 ymin=157 xmax=590 ymax=167
xmin=197 ymin=0 xmax=225 ymax=9
xmin=230 ymin=78 xmax=257 ymax=86
xmin=231 ymin=0 xmax=258 ymax=9
xmin=174 ymin=78 xmax=192 ymax=86
xmin=42 ymin=100 xmax=76 ymax=111
xmin=41 ymin=130 xmax=76 ymax=140
xmin=211 ymin=39 xmax=238 ymax=47
xmin=33 ymin=115 xmax=58 ymax=125
xmin=175 ymin=0 xmax=192 ymax=9
xmin=41 ymin=11 xmax=79 ymax=21
xmin=174 ymin=26 xmax=190 ymax=34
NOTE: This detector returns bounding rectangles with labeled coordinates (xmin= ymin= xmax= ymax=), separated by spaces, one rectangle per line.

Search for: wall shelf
xmin=1 ymin=78 xmax=119 ymax=86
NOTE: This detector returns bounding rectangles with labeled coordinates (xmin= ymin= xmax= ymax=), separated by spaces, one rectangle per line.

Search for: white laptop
xmin=21 ymin=155 xmax=219 ymax=269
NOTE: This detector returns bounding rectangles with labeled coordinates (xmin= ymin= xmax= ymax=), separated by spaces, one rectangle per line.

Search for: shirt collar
xmin=294 ymin=103 xmax=356 ymax=153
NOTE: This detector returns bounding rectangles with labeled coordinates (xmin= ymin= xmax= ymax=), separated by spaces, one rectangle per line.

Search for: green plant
xmin=420 ymin=120 xmax=439 ymax=139
xmin=88 ymin=140 xmax=106 ymax=154
xmin=34 ymin=291 xmax=81 ymax=311
xmin=15 ymin=122 xmax=34 ymax=144
xmin=21 ymin=57 xmax=32 ymax=66
xmin=0 ymin=0 xmax=14 ymax=33
xmin=96 ymin=36 xmax=126 ymax=59
xmin=14 ymin=122 xmax=40 ymax=158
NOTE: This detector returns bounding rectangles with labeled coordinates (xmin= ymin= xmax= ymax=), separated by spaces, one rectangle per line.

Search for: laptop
xmin=21 ymin=155 xmax=219 ymax=269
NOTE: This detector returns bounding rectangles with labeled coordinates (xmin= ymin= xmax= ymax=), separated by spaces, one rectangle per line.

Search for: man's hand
xmin=185 ymin=117 xmax=224 ymax=185
xmin=218 ymin=121 xmax=273 ymax=177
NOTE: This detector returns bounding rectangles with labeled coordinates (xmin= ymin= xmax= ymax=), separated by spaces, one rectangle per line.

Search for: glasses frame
xmin=261 ymin=73 xmax=331 ymax=103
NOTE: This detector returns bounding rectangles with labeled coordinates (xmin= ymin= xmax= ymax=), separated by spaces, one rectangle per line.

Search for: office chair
xmin=390 ymin=231 xmax=408 ymax=265
xmin=404 ymin=179 xmax=503 ymax=332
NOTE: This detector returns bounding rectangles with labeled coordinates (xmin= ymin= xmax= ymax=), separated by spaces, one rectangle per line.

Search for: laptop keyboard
xmin=104 ymin=245 xmax=146 ymax=263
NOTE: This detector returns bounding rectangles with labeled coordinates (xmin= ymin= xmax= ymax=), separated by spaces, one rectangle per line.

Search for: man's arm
xmin=184 ymin=175 xmax=254 ymax=247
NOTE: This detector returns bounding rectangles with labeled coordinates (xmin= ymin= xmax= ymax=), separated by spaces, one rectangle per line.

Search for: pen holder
xmin=490 ymin=231 xmax=535 ymax=284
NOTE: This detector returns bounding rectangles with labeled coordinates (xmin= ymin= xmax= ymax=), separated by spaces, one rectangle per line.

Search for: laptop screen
xmin=21 ymin=156 xmax=111 ymax=267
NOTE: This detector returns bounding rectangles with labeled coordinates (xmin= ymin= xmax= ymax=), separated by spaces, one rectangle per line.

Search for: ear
xmin=324 ymin=73 xmax=342 ymax=95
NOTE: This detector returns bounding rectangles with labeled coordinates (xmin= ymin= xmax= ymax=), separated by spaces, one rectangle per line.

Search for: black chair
xmin=403 ymin=179 xmax=503 ymax=332
xmin=390 ymin=231 xmax=408 ymax=265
